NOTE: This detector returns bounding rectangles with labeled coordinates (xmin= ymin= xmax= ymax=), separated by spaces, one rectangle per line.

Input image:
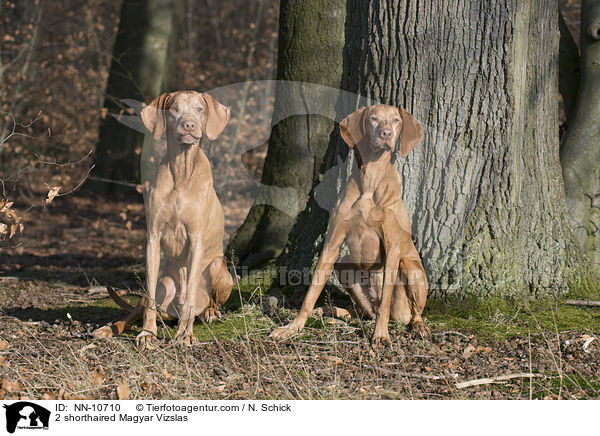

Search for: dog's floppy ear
xmin=399 ymin=108 xmax=423 ymax=157
xmin=141 ymin=93 xmax=172 ymax=140
xmin=339 ymin=106 xmax=369 ymax=148
xmin=202 ymin=93 xmax=231 ymax=140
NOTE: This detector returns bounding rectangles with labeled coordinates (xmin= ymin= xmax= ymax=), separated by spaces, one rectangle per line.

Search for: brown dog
xmin=94 ymin=91 xmax=233 ymax=345
xmin=271 ymin=105 xmax=429 ymax=346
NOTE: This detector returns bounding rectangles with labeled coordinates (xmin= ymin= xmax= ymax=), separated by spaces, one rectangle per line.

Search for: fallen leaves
xmin=91 ymin=370 xmax=105 ymax=386
xmin=0 ymin=340 xmax=9 ymax=351
xmin=2 ymin=379 xmax=24 ymax=393
xmin=116 ymin=379 xmax=131 ymax=400
xmin=462 ymin=344 xmax=476 ymax=359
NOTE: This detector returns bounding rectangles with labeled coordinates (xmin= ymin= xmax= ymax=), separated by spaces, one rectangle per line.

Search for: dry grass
xmin=2 ymin=293 xmax=600 ymax=400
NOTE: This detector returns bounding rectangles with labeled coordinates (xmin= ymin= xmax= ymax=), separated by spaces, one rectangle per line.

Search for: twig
xmin=456 ymin=373 xmax=543 ymax=389
xmin=565 ymin=299 xmax=600 ymax=308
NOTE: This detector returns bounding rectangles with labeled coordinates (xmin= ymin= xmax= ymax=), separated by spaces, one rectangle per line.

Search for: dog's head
xmin=141 ymin=91 xmax=230 ymax=145
xmin=339 ymin=104 xmax=423 ymax=157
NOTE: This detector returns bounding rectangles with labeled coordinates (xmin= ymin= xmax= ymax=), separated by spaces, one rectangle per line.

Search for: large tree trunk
xmin=280 ymin=0 xmax=590 ymax=297
xmin=92 ymin=0 xmax=181 ymax=192
xmin=227 ymin=0 xmax=346 ymax=267
xmin=561 ymin=0 xmax=600 ymax=276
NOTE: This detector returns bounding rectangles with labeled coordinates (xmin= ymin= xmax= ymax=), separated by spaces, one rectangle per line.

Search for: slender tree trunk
xmin=280 ymin=0 xmax=590 ymax=297
xmin=227 ymin=0 xmax=346 ymax=267
xmin=561 ymin=0 xmax=600 ymax=276
xmin=92 ymin=0 xmax=181 ymax=192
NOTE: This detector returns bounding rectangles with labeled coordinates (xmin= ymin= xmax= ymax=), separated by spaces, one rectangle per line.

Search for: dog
xmin=270 ymin=104 xmax=429 ymax=346
xmin=94 ymin=91 xmax=233 ymax=346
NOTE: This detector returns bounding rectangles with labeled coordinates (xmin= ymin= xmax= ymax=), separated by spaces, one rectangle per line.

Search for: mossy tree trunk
xmin=92 ymin=0 xmax=182 ymax=192
xmin=227 ymin=0 xmax=346 ymax=267
xmin=280 ymin=0 xmax=588 ymax=297
xmin=561 ymin=0 xmax=600 ymax=275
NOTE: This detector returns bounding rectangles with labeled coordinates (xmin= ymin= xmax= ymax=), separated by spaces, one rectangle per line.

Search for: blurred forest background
xmin=0 ymin=0 xmax=279 ymax=240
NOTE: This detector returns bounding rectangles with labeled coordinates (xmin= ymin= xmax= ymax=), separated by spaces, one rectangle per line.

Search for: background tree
xmin=92 ymin=0 xmax=183 ymax=192
xmin=559 ymin=7 xmax=580 ymax=123
xmin=561 ymin=0 xmax=600 ymax=275
xmin=279 ymin=0 xmax=593 ymax=297
xmin=227 ymin=0 xmax=346 ymax=267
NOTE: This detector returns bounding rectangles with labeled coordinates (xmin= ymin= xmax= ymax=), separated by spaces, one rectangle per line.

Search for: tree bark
xmin=92 ymin=0 xmax=181 ymax=192
xmin=561 ymin=0 xmax=600 ymax=276
xmin=227 ymin=0 xmax=346 ymax=267
xmin=280 ymin=0 xmax=589 ymax=297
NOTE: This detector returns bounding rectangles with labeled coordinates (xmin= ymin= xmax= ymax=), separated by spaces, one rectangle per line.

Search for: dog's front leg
xmin=137 ymin=237 xmax=160 ymax=346
xmin=173 ymin=236 xmax=208 ymax=345
xmin=270 ymin=219 xmax=349 ymax=340
xmin=372 ymin=246 xmax=400 ymax=347
xmin=271 ymin=181 xmax=359 ymax=340
xmin=372 ymin=215 xmax=404 ymax=347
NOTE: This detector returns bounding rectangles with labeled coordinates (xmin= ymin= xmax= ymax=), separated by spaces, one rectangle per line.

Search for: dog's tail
xmin=107 ymin=286 xmax=137 ymax=312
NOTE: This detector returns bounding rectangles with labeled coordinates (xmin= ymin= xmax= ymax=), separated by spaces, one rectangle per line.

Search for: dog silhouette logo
xmin=2 ymin=402 xmax=50 ymax=433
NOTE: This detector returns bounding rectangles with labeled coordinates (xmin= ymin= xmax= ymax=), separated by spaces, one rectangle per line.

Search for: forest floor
xmin=1 ymin=193 xmax=600 ymax=400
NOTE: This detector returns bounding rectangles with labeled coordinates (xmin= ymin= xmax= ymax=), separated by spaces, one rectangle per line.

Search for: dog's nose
xmin=380 ymin=129 xmax=393 ymax=139
xmin=182 ymin=119 xmax=196 ymax=132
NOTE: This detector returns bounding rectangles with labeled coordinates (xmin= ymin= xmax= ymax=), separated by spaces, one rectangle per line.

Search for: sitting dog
xmin=271 ymin=105 xmax=429 ymax=346
xmin=94 ymin=91 xmax=233 ymax=345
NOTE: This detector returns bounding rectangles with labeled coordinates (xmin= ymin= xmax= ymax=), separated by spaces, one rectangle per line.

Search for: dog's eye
xmin=172 ymin=106 xmax=179 ymax=113
xmin=370 ymin=116 xmax=377 ymax=122
xmin=196 ymin=106 xmax=204 ymax=112
xmin=393 ymin=118 xmax=400 ymax=123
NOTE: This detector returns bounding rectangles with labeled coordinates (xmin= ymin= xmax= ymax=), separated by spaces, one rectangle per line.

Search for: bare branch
xmin=456 ymin=373 xmax=543 ymax=389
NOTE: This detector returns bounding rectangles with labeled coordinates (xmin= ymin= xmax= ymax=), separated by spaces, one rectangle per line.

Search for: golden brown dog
xmin=271 ymin=104 xmax=429 ymax=346
xmin=94 ymin=91 xmax=233 ymax=345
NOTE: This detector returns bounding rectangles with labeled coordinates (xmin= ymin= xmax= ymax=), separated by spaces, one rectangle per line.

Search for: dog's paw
xmin=410 ymin=321 xmax=430 ymax=338
xmin=270 ymin=323 xmax=300 ymax=340
xmin=173 ymin=329 xmax=197 ymax=346
xmin=200 ymin=307 xmax=222 ymax=323
xmin=372 ymin=327 xmax=392 ymax=348
xmin=173 ymin=321 xmax=197 ymax=346
xmin=92 ymin=325 xmax=114 ymax=339
xmin=175 ymin=334 xmax=197 ymax=347
xmin=136 ymin=330 xmax=156 ymax=347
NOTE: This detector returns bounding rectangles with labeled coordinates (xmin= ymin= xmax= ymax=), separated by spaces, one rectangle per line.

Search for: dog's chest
xmin=156 ymin=190 xmax=204 ymax=258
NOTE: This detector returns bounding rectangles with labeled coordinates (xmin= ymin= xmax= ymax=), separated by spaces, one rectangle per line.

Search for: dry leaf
xmin=462 ymin=344 xmax=476 ymax=359
xmin=0 ymin=201 xmax=13 ymax=213
xmin=91 ymin=371 xmax=104 ymax=386
xmin=2 ymin=379 xmax=24 ymax=393
xmin=0 ymin=340 xmax=9 ymax=351
xmin=325 ymin=355 xmax=344 ymax=365
xmin=117 ymin=379 xmax=130 ymax=400
xmin=0 ymin=356 xmax=6 ymax=365
xmin=45 ymin=186 xmax=61 ymax=204
xmin=42 ymin=392 xmax=57 ymax=400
